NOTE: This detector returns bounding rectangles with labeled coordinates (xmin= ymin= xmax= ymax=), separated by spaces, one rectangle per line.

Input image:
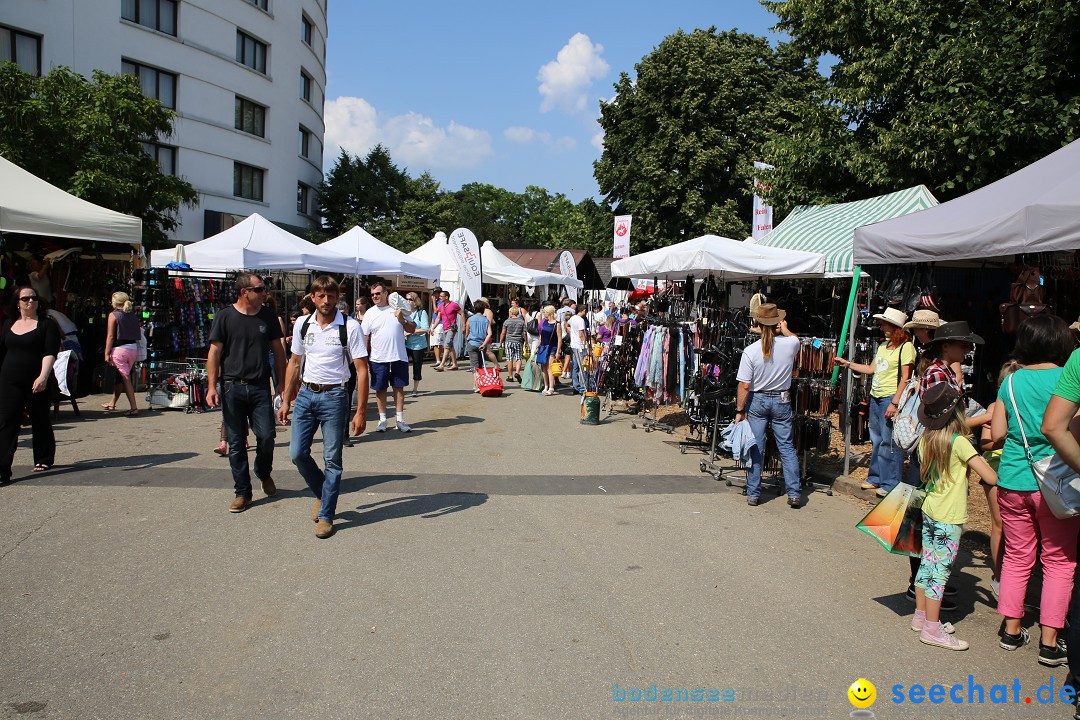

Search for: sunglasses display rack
xmin=130 ymin=268 xmax=236 ymax=410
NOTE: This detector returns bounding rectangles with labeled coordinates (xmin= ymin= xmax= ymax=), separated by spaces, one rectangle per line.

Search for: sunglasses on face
xmin=19 ymin=296 xmax=38 ymax=302
xmin=371 ymin=291 xmax=382 ymax=297
xmin=245 ymin=286 xmax=267 ymax=293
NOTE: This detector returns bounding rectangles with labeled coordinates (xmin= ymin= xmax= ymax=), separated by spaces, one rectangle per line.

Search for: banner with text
xmin=558 ymin=250 xmax=579 ymax=302
xmin=613 ymin=215 xmax=632 ymax=258
xmin=751 ymin=162 xmax=774 ymax=241
xmin=448 ymin=227 xmax=482 ymax=304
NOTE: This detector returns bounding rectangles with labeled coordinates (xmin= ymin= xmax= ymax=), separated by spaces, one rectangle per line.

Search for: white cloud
xmin=591 ymin=129 xmax=605 ymax=151
xmin=503 ymin=126 xmax=576 ymax=152
xmin=538 ymin=33 xmax=609 ymax=114
xmin=323 ymin=96 xmax=493 ymax=171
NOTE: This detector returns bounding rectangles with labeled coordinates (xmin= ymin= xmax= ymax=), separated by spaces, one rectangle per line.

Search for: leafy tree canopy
xmin=0 ymin=64 xmax=197 ymax=247
xmin=593 ymin=28 xmax=829 ymax=251
xmin=762 ymin=0 xmax=1080 ymax=208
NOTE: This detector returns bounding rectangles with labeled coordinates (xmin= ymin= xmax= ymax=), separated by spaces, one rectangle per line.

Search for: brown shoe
xmin=229 ymin=496 xmax=251 ymax=513
xmin=315 ymin=519 xmax=334 ymax=538
xmin=260 ymin=477 xmax=277 ymax=497
xmin=313 ymin=500 xmax=321 ymax=523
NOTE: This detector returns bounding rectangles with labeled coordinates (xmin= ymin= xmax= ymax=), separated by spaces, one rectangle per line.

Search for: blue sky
xmin=322 ymin=0 xmax=784 ymax=203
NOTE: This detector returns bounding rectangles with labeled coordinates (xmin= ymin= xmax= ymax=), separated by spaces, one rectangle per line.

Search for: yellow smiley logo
xmin=848 ymin=678 xmax=876 ymax=709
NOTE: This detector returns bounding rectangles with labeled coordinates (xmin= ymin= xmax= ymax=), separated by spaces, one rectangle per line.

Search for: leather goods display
xmin=1000 ymin=265 xmax=1050 ymax=334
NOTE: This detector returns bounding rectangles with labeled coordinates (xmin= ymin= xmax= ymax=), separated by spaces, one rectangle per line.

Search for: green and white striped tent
xmin=756 ymin=185 xmax=938 ymax=277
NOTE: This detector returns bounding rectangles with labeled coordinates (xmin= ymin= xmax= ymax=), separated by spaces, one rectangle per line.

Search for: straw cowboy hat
xmin=918 ymin=383 xmax=963 ymax=431
xmin=871 ymin=308 xmax=908 ymax=328
xmin=904 ymin=309 xmax=945 ymax=330
xmin=753 ymin=303 xmax=786 ymax=326
xmin=926 ymin=320 xmax=985 ymax=346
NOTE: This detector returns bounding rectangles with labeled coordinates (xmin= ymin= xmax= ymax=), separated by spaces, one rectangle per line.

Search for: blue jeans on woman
xmin=868 ymin=395 xmax=904 ymax=492
xmin=746 ymin=393 xmax=802 ymax=500
xmin=289 ymin=385 xmax=348 ymax=521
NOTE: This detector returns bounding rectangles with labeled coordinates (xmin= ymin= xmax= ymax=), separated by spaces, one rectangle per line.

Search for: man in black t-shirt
xmin=206 ymin=272 xmax=286 ymax=513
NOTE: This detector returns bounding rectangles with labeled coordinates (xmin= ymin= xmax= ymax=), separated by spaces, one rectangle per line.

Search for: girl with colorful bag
xmin=912 ymin=384 xmax=997 ymax=651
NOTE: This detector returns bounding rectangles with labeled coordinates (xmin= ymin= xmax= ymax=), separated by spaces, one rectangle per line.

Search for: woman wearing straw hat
xmin=735 ymin=303 xmax=803 ymax=507
xmin=835 ymin=307 xmax=915 ymax=497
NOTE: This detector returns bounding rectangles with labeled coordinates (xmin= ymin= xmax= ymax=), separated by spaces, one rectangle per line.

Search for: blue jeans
xmin=289 ymin=385 xmax=348 ymax=521
xmin=868 ymin=395 xmax=904 ymax=492
xmin=221 ymin=380 xmax=276 ymax=498
xmin=746 ymin=393 xmax=802 ymax=499
xmin=571 ymin=348 xmax=585 ymax=393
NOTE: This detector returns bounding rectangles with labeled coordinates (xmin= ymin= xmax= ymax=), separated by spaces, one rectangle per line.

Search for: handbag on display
xmin=1000 ymin=266 xmax=1050 ymax=334
xmin=475 ymin=356 xmax=503 ymax=397
xmin=1006 ymin=375 xmax=1080 ymax=519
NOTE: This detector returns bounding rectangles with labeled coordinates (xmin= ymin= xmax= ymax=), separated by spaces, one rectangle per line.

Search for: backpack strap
xmin=299 ymin=312 xmax=353 ymax=380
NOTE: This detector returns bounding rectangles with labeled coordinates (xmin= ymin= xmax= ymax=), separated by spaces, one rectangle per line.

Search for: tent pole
xmin=840 ymin=266 xmax=862 ymax=478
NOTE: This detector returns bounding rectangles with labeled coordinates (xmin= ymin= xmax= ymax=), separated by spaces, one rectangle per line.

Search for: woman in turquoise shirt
xmin=990 ymin=315 xmax=1079 ymax=667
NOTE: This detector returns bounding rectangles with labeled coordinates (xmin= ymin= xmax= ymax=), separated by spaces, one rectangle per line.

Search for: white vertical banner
xmin=751 ymin=161 xmax=774 ymax=241
xmin=448 ymin=227 xmax=482 ymax=305
xmin=558 ymin=250 xmax=579 ymax=302
xmin=613 ymin=215 xmax=632 ymax=258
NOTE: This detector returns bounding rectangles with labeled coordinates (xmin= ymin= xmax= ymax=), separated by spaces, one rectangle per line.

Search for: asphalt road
xmin=0 ymin=367 xmax=1074 ymax=719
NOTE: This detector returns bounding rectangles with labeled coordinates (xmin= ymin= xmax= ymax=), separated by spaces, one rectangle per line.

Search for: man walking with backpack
xmin=278 ymin=276 xmax=369 ymax=539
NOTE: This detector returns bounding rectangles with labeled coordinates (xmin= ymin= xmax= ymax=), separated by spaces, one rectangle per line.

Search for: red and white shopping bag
xmin=475 ymin=357 xmax=503 ymax=397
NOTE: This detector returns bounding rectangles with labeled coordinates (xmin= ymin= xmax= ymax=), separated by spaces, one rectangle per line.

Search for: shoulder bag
xmin=892 ymin=377 xmax=924 ymax=453
xmin=1006 ymin=374 xmax=1080 ymax=519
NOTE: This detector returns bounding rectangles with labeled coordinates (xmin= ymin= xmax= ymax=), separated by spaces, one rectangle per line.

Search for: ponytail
xmin=761 ymin=324 xmax=776 ymax=360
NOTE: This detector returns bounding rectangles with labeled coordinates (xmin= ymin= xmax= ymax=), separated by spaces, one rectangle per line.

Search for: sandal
xmin=32 ymin=463 xmax=51 ymax=472
xmin=100 ymin=404 xmax=116 ymax=412
xmin=126 ymin=409 xmax=139 ymax=417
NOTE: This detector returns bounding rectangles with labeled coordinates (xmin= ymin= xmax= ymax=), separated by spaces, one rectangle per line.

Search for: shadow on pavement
xmin=334 ymin=492 xmax=487 ymax=531
xmin=405 ymin=415 xmax=483 ymax=430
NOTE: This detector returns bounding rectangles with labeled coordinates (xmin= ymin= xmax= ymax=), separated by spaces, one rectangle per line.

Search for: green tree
xmin=762 ymin=0 xmax=1080 ymax=207
xmin=318 ymin=144 xmax=411 ymax=238
xmin=0 ymin=64 xmax=197 ymax=247
xmin=593 ymin=28 xmax=829 ymax=251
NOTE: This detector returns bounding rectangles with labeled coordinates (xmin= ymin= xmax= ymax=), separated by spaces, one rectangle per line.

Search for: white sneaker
xmin=396 ymin=421 xmax=411 ymax=433
xmin=376 ymin=420 xmax=387 ymax=432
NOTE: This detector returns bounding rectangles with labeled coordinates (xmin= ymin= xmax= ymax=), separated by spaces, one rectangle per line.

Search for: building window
xmin=235 ymin=96 xmax=266 ymax=137
xmin=234 ymin=162 xmax=264 ymax=201
xmin=121 ymin=59 xmax=176 ymax=109
xmin=300 ymin=70 xmax=312 ymax=102
xmin=0 ymin=25 xmax=42 ymax=76
xmin=142 ymin=142 xmax=176 ymax=176
xmin=298 ymin=125 xmax=311 ymax=158
xmin=245 ymin=0 xmax=269 ymax=10
xmin=297 ymin=183 xmax=315 ymax=216
xmin=236 ymin=30 xmax=267 ymax=74
xmin=301 ymin=14 xmax=312 ymax=46
xmin=121 ymin=0 xmax=177 ymax=36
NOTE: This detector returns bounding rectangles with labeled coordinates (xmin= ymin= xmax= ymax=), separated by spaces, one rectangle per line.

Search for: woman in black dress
xmin=0 ymin=285 xmax=60 ymax=481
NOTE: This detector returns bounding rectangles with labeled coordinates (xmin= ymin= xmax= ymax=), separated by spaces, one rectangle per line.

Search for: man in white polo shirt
xmin=278 ymin=276 xmax=369 ymax=539
xmin=362 ymin=281 xmax=416 ymax=433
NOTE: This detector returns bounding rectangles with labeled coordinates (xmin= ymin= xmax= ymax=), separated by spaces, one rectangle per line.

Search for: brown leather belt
xmin=303 ymin=381 xmax=346 ymax=393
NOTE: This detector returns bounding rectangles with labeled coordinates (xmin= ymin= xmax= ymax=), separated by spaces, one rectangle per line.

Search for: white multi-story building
xmin=1 ymin=0 xmax=327 ymax=242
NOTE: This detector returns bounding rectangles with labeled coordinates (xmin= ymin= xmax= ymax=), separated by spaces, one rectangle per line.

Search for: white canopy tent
xmin=0 ymin=154 xmax=142 ymax=247
xmin=854 ymin=139 xmax=1080 ymax=264
xmin=611 ymin=234 xmax=826 ymax=280
xmin=321 ymin=225 xmax=440 ymax=281
xmin=149 ymin=213 xmax=344 ymax=272
xmin=480 ymin=241 xmax=583 ymax=288
xmin=408 ymin=233 xmax=583 ymax=297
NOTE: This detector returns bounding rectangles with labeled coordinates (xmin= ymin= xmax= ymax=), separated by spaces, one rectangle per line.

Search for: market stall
xmin=321 ymin=225 xmax=440 ymax=286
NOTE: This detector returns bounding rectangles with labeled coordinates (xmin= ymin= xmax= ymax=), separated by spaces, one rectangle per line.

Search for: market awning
xmin=611 ymin=234 xmax=826 ymax=280
xmin=320 ymin=225 xmax=441 ymax=280
xmin=854 ymin=140 xmax=1080 ymax=264
xmin=756 ymin=185 xmax=938 ymax=277
xmin=0 ymin=154 xmax=143 ymax=247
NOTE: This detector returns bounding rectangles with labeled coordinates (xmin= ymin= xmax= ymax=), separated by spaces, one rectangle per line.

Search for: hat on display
xmin=872 ymin=308 xmax=909 ymax=328
xmin=918 ymin=384 xmax=963 ymax=431
xmin=927 ymin=320 xmax=985 ymax=346
xmin=904 ymin=309 xmax=945 ymax=330
xmin=753 ymin=303 xmax=786 ymax=326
